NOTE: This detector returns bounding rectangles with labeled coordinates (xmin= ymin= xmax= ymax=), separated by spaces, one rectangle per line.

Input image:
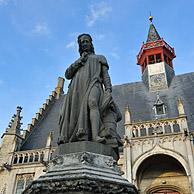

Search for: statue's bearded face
xmin=79 ymin=35 xmax=94 ymax=55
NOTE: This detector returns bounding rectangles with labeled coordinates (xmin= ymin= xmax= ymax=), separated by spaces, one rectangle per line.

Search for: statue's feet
xmin=93 ymin=136 xmax=106 ymax=143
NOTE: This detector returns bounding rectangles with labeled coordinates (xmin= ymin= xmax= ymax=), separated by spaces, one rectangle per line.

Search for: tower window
xmin=164 ymin=54 xmax=167 ymax=63
xmin=156 ymin=53 xmax=162 ymax=63
xmin=144 ymin=58 xmax=147 ymax=66
xmin=164 ymin=54 xmax=171 ymax=64
xmin=148 ymin=55 xmax=155 ymax=64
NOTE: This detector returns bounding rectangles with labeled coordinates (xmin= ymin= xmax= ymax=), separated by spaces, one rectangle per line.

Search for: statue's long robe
xmin=59 ymin=54 xmax=109 ymax=142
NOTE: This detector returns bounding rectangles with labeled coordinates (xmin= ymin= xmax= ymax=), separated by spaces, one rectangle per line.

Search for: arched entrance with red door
xmin=136 ymin=154 xmax=190 ymax=194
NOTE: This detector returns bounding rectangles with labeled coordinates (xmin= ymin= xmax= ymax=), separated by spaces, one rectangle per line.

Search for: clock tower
xmin=137 ymin=16 xmax=176 ymax=91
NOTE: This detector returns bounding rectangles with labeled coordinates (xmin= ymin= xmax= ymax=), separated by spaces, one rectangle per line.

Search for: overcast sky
xmin=0 ymin=0 xmax=194 ymax=136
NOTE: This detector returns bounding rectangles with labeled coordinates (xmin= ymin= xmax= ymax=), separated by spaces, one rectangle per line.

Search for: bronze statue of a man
xmin=58 ymin=34 xmax=122 ymax=149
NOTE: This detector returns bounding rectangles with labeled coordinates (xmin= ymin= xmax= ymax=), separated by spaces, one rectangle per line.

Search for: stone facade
xmin=123 ymin=110 xmax=194 ymax=193
xmin=0 ymin=77 xmax=64 ymax=194
xmin=1 ymin=107 xmax=193 ymax=194
xmin=0 ymin=145 xmax=55 ymax=194
xmin=0 ymin=19 xmax=194 ymax=194
xmin=0 ymin=83 xmax=194 ymax=194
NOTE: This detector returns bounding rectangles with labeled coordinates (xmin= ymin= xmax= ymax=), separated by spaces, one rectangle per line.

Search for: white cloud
xmin=111 ymin=52 xmax=120 ymax=60
xmin=86 ymin=2 xmax=112 ymax=27
xmin=66 ymin=41 xmax=76 ymax=49
xmin=0 ymin=0 xmax=9 ymax=5
xmin=32 ymin=22 xmax=50 ymax=35
xmin=95 ymin=34 xmax=105 ymax=40
xmin=45 ymin=84 xmax=50 ymax=89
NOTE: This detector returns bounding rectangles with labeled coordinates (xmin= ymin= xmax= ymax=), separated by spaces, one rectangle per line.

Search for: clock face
xmin=150 ymin=73 xmax=166 ymax=88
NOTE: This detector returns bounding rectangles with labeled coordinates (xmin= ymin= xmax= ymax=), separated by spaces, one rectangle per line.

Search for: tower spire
xmin=137 ymin=16 xmax=176 ymax=91
xmin=0 ymin=107 xmax=23 ymax=161
xmin=5 ymin=106 xmax=23 ymax=135
xmin=149 ymin=14 xmax=153 ymax=23
xmin=147 ymin=15 xmax=161 ymax=42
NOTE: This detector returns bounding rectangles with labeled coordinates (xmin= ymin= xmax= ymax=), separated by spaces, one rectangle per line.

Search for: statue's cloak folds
xmin=59 ymin=54 xmax=108 ymax=142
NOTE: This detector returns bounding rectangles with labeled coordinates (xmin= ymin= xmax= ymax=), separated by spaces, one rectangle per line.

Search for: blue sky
xmin=0 ymin=0 xmax=194 ymax=136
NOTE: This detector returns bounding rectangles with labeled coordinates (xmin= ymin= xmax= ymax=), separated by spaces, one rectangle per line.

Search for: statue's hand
xmin=74 ymin=52 xmax=88 ymax=68
xmin=80 ymin=52 xmax=88 ymax=63
xmin=75 ymin=58 xmax=84 ymax=67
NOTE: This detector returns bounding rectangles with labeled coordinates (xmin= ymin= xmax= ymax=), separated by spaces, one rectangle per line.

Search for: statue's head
xmin=78 ymin=34 xmax=95 ymax=56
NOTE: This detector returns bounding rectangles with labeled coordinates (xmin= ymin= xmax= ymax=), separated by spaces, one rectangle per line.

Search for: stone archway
xmin=132 ymin=149 xmax=190 ymax=180
xmin=135 ymin=154 xmax=190 ymax=194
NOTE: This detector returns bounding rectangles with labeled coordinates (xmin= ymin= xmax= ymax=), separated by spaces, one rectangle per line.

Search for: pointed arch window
xmin=13 ymin=155 xmax=18 ymax=164
xmin=148 ymin=124 xmax=154 ymax=135
xmin=173 ymin=121 xmax=180 ymax=132
xmin=40 ymin=152 xmax=44 ymax=162
xmin=34 ymin=152 xmax=39 ymax=162
xmin=15 ymin=178 xmax=24 ymax=194
xmin=29 ymin=153 xmax=34 ymax=162
xmin=164 ymin=122 xmax=172 ymax=133
xmin=15 ymin=174 xmax=34 ymax=194
xmin=23 ymin=154 xmax=28 ymax=163
xmin=18 ymin=155 xmax=23 ymax=164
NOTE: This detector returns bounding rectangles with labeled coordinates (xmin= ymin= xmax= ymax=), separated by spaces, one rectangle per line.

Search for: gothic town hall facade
xmin=0 ymin=18 xmax=194 ymax=194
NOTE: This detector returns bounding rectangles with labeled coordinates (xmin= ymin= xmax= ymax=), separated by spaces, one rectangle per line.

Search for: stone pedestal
xmin=23 ymin=142 xmax=138 ymax=194
xmin=57 ymin=141 xmax=119 ymax=160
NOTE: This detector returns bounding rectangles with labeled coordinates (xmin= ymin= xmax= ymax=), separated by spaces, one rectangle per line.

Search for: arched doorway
xmin=136 ymin=154 xmax=189 ymax=194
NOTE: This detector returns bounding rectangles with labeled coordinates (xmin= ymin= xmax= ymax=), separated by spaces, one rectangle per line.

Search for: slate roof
xmin=20 ymin=72 xmax=194 ymax=151
xmin=20 ymin=95 xmax=65 ymax=150
xmin=113 ymin=72 xmax=194 ymax=135
xmin=146 ymin=23 xmax=161 ymax=42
